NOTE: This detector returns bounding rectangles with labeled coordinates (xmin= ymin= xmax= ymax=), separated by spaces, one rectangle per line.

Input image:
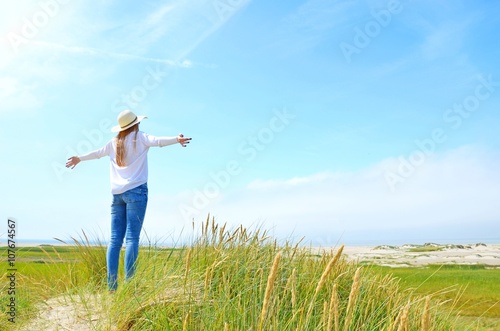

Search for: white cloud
xmin=247 ymin=172 xmax=334 ymax=190
xmin=169 ymin=146 xmax=500 ymax=245
xmin=130 ymin=2 xmax=181 ymax=53
xmin=0 ymin=0 xmax=234 ymax=115
xmin=287 ymin=0 xmax=355 ymax=33
xmin=275 ymin=0 xmax=356 ymax=53
xmin=420 ymin=22 xmax=468 ymax=60
xmin=29 ymin=40 xmax=191 ymax=66
xmin=120 ymin=0 xmax=250 ymax=59
xmin=145 ymin=3 xmax=177 ymax=27
xmin=399 ymin=3 xmax=482 ymax=62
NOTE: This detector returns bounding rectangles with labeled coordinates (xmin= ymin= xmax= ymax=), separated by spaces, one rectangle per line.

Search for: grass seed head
xmin=258 ymin=251 xmax=282 ymax=331
xmin=421 ymin=296 xmax=431 ymax=331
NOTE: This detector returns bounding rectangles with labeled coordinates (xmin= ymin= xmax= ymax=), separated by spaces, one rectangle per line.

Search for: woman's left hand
xmin=177 ymin=133 xmax=192 ymax=147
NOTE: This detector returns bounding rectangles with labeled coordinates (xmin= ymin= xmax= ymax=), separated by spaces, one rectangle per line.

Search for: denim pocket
xmin=124 ymin=184 xmax=148 ymax=203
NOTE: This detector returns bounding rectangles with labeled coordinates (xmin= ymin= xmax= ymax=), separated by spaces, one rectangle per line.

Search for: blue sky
xmin=1 ymin=0 xmax=500 ymax=246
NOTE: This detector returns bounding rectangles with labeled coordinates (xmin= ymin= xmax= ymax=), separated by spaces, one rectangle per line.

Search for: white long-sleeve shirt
xmin=79 ymin=131 xmax=178 ymax=194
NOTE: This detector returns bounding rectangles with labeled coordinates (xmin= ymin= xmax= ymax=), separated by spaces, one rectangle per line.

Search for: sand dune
xmin=336 ymin=243 xmax=500 ymax=267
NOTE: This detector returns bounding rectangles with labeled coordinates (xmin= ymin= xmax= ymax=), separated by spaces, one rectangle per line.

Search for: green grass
xmin=371 ymin=265 xmax=500 ymax=330
xmin=407 ymin=246 xmax=444 ymax=252
xmin=1 ymin=220 xmax=494 ymax=330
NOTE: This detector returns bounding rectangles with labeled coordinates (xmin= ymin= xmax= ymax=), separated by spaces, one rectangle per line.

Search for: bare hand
xmin=177 ymin=133 xmax=192 ymax=147
xmin=66 ymin=156 xmax=81 ymax=169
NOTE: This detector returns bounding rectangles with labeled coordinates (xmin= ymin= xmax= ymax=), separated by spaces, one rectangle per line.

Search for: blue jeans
xmin=107 ymin=183 xmax=148 ymax=290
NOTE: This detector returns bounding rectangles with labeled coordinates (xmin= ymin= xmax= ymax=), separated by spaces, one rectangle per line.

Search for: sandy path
xmin=20 ymin=293 xmax=111 ymax=331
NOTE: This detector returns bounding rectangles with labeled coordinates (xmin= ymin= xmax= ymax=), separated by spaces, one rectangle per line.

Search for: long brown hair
xmin=115 ymin=124 xmax=139 ymax=167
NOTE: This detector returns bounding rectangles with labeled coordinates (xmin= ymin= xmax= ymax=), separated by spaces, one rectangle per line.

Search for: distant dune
xmin=313 ymin=243 xmax=500 ymax=267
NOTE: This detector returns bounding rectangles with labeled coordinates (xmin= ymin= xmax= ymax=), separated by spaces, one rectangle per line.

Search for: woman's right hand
xmin=66 ymin=156 xmax=81 ymax=169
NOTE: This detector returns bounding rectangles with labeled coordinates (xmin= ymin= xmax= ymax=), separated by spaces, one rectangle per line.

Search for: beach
xmin=329 ymin=243 xmax=500 ymax=267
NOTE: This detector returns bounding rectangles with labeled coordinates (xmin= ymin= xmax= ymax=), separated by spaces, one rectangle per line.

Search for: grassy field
xmin=371 ymin=265 xmax=500 ymax=330
xmin=1 ymin=222 xmax=498 ymax=330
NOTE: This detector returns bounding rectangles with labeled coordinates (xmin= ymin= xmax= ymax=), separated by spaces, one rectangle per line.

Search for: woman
xmin=66 ymin=110 xmax=191 ymax=291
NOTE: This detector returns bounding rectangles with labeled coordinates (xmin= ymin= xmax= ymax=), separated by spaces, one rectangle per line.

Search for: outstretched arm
xmin=66 ymin=156 xmax=81 ymax=169
xmin=177 ymin=133 xmax=192 ymax=147
xmin=65 ymin=141 xmax=112 ymax=169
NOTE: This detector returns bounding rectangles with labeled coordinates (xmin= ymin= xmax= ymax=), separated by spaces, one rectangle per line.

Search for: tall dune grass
xmin=6 ymin=218 xmax=463 ymax=330
xmin=101 ymin=218 xmax=456 ymax=330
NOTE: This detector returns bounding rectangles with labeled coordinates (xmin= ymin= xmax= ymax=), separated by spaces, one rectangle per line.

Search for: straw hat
xmin=111 ymin=110 xmax=147 ymax=132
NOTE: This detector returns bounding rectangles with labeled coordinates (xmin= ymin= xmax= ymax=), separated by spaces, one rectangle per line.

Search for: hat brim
xmin=111 ymin=116 xmax=148 ymax=132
